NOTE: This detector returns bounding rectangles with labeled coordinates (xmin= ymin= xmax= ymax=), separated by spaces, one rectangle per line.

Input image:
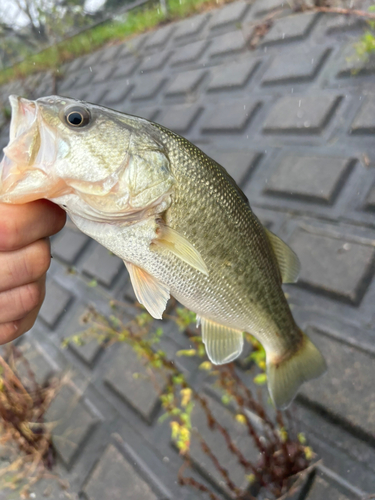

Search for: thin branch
xmin=197 ymin=435 xmax=244 ymax=497
xmin=313 ymin=7 xmax=375 ymax=20
xmin=178 ymin=459 xmax=223 ymax=500
xmin=194 ymin=393 xmax=266 ymax=483
xmin=275 ymin=461 xmax=318 ymax=500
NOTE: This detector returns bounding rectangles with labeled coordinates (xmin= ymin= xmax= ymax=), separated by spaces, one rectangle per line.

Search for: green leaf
xmin=172 ymin=374 xmax=185 ymax=385
xmin=221 ymin=394 xmax=231 ymax=405
xmin=197 ymin=344 xmax=206 ymax=357
xmin=199 ymin=361 xmax=212 ymax=371
xmin=175 ymin=308 xmax=196 ymax=329
xmin=298 ymin=432 xmax=307 ymax=445
xmin=176 ymin=349 xmax=196 ymax=357
xmin=246 ymin=474 xmax=256 ymax=485
xmin=109 ymin=315 xmax=121 ymax=328
xmin=249 ymin=350 xmax=265 ymax=363
xmin=253 ymin=373 xmax=267 ymax=385
xmin=158 ymin=412 xmax=170 ymax=423
xmin=155 ymin=327 xmax=164 ymax=337
xmin=136 ymin=312 xmax=153 ymax=326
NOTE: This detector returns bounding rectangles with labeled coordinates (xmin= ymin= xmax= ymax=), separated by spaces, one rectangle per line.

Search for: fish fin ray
xmin=153 ymin=223 xmax=209 ymax=276
xmin=124 ymin=261 xmax=169 ymax=319
xmin=201 ymin=318 xmax=243 ymax=365
xmin=267 ymin=331 xmax=327 ymax=409
xmin=264 ymin=228 xmax=300 ymax=283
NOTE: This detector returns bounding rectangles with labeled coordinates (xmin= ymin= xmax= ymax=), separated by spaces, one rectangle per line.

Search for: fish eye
xmin=64 ymin=106 xmax=91 ymax=128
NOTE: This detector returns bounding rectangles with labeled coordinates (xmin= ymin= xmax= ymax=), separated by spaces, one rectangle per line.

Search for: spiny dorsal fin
xmin=152 ymin=223 xmax=209 ymax=276
xmin=200 ymin=317 xmax=243 ymax=365
xmin=125 ymin=261 xmax=169 ymax=319
xmin=264 ymin=228 xmax=300 ymax=284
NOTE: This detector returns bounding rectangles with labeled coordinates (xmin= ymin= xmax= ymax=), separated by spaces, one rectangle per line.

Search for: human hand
xmin=0 ymin=200 xmax=66 ymax=344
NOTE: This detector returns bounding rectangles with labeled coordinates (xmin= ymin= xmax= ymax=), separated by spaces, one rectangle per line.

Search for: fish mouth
xmin=4 ymin=96 xmax=39 ymax=167
xmin=0 ymin=95 xmax=66 ymax=203
xmin=9 ymin=95 xmax=37 ymax=143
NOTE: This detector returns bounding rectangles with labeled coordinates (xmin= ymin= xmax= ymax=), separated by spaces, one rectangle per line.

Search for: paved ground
xmin=1 ymin=0 xmax=375 ymax=498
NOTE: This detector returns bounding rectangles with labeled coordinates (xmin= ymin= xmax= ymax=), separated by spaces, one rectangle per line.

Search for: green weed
xmin=355 ymin=6 xmax=375 ymax=60
xmin=0 ymin=0 xmax=224 ymax=86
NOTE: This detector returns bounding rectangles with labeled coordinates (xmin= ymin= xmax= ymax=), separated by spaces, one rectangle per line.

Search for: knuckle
xmin=29 ymin=240 xmax=51 ymax=278
xmin=0 ymin=217 xmax=18 ymax=251
xmin=0 ymin=240 xmax=50 ymax=290
xmin=55 ymin=209 xmax=67 ymax=233
xmin=0 ymin=322 xmax=18 ymax=345
xmin=19 ymin=282 xmax=44 ymax=315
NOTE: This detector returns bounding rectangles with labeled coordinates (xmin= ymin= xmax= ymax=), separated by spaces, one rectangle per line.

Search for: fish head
xmin=0 ymin=95 xmax=173 ymax=221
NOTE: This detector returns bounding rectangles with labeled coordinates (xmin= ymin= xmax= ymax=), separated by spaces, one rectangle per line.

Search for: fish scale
xmin=0 ymin=95 xmax=327 ymax=408
xmin=155 ymin=126 xmax=291 ymax=343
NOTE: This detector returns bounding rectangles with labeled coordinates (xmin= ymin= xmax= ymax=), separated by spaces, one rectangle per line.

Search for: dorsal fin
xmin=200 ymin=317 xmax=243 ymax=365
xmin=264 ymin=228 xmax=300 ymax=283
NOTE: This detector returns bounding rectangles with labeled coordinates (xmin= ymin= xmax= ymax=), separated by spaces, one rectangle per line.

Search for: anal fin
xmin=125 ymin=261 xmax=169 ymax=320
xmin=200 ymin=317 xmax=243 ymax=365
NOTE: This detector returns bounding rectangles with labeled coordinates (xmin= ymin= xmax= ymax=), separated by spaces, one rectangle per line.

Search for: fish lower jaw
xmin=0 ymin=167 xmax=69 ymax=204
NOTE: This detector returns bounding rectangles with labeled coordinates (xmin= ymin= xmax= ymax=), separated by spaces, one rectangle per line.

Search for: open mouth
xmin=4 ymin=96 xmax=40 ymax=166
xmin=0 ymin=95 xmax=67 ymax=203
xmin=9 ymin=95 xmax=37 ymax=142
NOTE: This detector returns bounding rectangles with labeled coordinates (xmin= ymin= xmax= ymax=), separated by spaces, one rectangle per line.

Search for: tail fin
xmin=267 ymin=332 xmax=326 ymax=410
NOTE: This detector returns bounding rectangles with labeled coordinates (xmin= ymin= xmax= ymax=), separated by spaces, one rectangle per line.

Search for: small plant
xmin=0 ymin=345 xmax=61 ymax=498
xmin=0 ymin=0 xmax=235 ymax=86
xmin=356 ymin=30 xmax=375 ymax=60
xmin=354 ymin=6 xmax=375 ymax=61
xmin=65 ymin=301 xmax=316 ymax=499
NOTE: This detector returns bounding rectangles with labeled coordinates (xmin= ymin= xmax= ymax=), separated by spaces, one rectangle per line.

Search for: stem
xmin=0 ymin=356 xmax=33 ymax=404
xmin=178 ymin=459 xmax=223 ymax=500
xmin=195 ymin=393 xmax=267 ymax=487
xmin=314 ymin=7 xmax=375 ymax=19
xmin=198 ymin=435 xmax=243 ymax=496
xmin=218 ymin=366 xmax=279 ymax=451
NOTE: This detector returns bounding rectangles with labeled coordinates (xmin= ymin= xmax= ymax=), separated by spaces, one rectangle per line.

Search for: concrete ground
xmin=1 ymin=0 xmax=375 ymax=498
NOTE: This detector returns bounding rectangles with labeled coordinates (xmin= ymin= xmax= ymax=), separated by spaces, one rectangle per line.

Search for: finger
xmin=0 ymin=238 xmax=51 ymax=293
xmin=0 ymin=200 xmax=66 ymax=251
xmin=0 ymin=276 xmax=45 ymax=323
xmin=0 ymin=304 xmax=42 ymax=345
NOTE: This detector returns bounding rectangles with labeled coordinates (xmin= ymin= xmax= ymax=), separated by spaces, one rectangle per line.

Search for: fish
xmin=0 ymin=95 xmax=326 ymax=409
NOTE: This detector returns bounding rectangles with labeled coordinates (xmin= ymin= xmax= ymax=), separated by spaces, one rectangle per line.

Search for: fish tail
xmin=266 ymin=331 xmax=326 ymax=410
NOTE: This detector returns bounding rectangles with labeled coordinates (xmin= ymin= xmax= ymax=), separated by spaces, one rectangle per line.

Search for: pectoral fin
xmin=152 ymin=223 xmax=209 ymax=276
xmin=125 ymin=261 xmax=169 ymax=319
xmin=264 ymin=228 xmax=300 ymax=283
xmin=200 ymin=317 xmax=244 ymax=365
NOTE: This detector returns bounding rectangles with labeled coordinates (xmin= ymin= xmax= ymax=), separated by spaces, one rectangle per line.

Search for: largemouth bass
xmin=0 ymin=95 xmax=326 ymax=408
